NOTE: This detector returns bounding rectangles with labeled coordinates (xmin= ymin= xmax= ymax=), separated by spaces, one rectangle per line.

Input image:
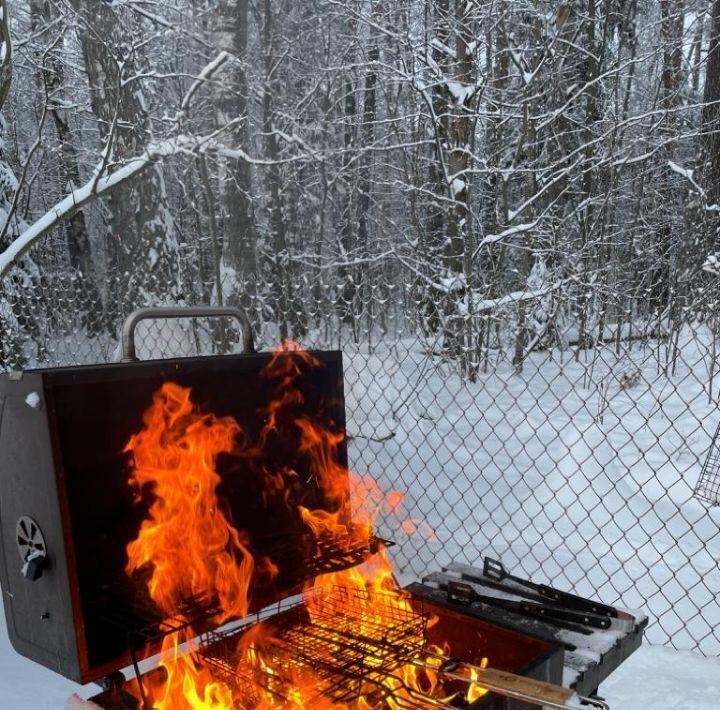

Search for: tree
xmin=29 ymin=0 xmax=104 ymax=333
xmin=696 ymin=0 xmax=720 ymax=258
xmin=212 ymin=0 xmax=257 ymax=307
xmin=68 ymin=0 xmax=179 ymax=313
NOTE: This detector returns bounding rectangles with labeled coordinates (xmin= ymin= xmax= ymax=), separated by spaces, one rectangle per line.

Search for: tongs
xmin=483 ymin=557 xmax=619 ymax=618
xmin=445 ymin=557 xmax=636 ymax=633
xmin=447 ymin=580 xmax=613 ymax=631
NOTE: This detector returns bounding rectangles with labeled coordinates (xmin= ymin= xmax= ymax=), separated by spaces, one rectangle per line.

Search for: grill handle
xmin=120 ymin=306 xmax=255 ymax=362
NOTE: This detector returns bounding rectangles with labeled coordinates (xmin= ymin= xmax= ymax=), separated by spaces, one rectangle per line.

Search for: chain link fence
xmin=2 ymin=237 xmax=720 ymax=658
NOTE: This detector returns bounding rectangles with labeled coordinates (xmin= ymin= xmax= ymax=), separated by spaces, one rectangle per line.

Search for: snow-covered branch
xmin=0 ymin=134 xmax=207 ymax=278
xmin=0 ymin=50 xmax=231 ymax=278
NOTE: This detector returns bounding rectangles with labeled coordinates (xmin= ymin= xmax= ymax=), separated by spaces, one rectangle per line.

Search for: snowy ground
xmin=602 ymin=645 xmax=720 ymax=709
xmin=343 ymin=330 xmax=720 ymax=655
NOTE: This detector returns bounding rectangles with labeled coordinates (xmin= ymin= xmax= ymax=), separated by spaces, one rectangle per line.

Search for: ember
xmin=122 ymin=342 xmax=487 ymax=708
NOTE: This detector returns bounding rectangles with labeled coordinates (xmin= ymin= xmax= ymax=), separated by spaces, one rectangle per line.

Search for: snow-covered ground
xmin=0 ymin=610 xmax=80 ymax=709
xmin=344 ymin=330 xmax=720 ymax=655
xmin=602 ymin=645 xmax=720 ymax=709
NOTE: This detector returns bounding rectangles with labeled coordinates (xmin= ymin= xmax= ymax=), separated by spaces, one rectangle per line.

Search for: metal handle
xmin=120 ymin=306 xmax=255 ymax=362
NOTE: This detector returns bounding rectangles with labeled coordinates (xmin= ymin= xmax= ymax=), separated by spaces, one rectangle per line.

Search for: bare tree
xmin=29 ymin=0 xmax=104 ymax=333
xmin=696 ymin=0 xmax=720 ymax=255
xmin=68 ymin=0 xmax=178 ymax=312
xmin=212 ymin=0 xmax=257 ymax=306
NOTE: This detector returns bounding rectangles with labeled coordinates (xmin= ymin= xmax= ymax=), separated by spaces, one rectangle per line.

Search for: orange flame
xmin=125 ymin=382 xmax=254 ymax=621
xmin=123 ymin=346 xmax=487 ymax=708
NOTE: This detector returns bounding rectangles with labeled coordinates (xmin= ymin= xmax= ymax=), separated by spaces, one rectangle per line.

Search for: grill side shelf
xmin=413 ymin=564 xmax=647 ymax=697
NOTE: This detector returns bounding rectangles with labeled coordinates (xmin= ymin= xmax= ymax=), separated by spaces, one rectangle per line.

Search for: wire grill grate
xmin=694 ymin=421 xmax=720 ymax=506
xmin=198 ymin=586 xmax=432 ymax=707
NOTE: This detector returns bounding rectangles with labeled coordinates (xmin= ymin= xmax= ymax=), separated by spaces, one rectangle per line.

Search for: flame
xmin=125 ymin=382 xmax=254 ymax=621
xmin=123 ymin=345 xmax=487 ymax=708
xmin=149 ymin=631 xmax=235 ymax=709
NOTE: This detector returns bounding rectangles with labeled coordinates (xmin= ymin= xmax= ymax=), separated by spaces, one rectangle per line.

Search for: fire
xmin=123 ymin=342 xmax=487 ymax=708
xmin=125 ymin=382 xmax=254 ymax=621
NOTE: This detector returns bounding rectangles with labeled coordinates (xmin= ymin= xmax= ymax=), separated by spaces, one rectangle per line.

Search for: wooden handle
xmin=473 ymin=667 xmax=576 ymax=706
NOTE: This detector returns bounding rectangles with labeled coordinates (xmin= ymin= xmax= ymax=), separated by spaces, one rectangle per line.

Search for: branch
xmin=0 ymin=0 xmax=11 ymax=112
xmin=0 ymin=135 xmax=200 ymax=278
xmin=0 ymin=51 xmax=232 ymax=278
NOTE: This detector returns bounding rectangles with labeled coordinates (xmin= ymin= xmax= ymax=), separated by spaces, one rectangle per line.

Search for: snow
xmin=0 ymin=52 xmax=231 ymax=279
xmin=24 ymin=392 xmax=40 ymax=409
xmin=434 ymin=272 xmax=467 ymax=293
xmin=602 ymin=645 xmax=720 ymax=709
xmin=0 ymin=136 xmax=195 ymax=278
xmin=474 ymin=221 xmax=538 ymax=255
xmin=451 ymin=177 xmax=466 ymax=196
xmin=703 ymin=253 xmax=720 ymax=275
xmin=344 ymin=333 xmax=720 ymax=655
xmin=472 ymin=285 xmax=555 ymax=312
xmin=430 ymin=38 xmax=455 ymax=60
xmin=0 ymin=610 xmax=81 ymax=708
xmin=446 ymin=81 xmax=475 ymax=106
xmin=668 ymin=160 xmax=693 ymax=181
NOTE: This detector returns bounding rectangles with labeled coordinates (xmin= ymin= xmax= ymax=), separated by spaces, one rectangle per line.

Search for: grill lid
xmin=0 ymin=311 xmax=374 ymax=683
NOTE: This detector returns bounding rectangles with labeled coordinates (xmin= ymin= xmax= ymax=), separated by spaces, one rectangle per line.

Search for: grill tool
xmin=483 ymin=557 xmax=619 ymax=618
xmin=447 ymin=580 xmax=613 ymax=631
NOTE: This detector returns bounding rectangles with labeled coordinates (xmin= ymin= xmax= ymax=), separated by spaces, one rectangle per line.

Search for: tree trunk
xmin=262 ymin=0 xmax=290 ymax=341
xmin=649 ymin=0 xmax=684 ymax=316
xmin=685 ymin=0 xmax=720 ymax=305
xmin=30 ymin=0 xmax=104 ymax=334
xmin=338 ymin=71 xmax=358 ymax=330
xmin=69 ymin=0 xmax=177 ymax=315
xmin=697 ymin=0 xmax=720 ymax=243
xmin=212 ymin=0 xmax=257 ymax=309
xmin=356 ymin=11 xmax=379 ymax=340
xmin=428 ymin=0 xmax=477 ymax=361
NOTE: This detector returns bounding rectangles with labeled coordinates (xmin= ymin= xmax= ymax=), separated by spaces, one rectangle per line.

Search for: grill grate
xmin=198 ymin=586 xmax=435 ymax=707
xmin=694 ymin=421 xmax=720 ymax=506
xmin=95 ymin=533 xmax=391 ymax=644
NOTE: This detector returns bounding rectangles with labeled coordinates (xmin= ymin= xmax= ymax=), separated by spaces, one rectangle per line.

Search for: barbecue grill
xmin=0 ymin=307 xmax=645 ymax=709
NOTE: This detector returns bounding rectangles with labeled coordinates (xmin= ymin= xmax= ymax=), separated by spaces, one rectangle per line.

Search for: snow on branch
xmin=472 ymin=286 xmax=557 ymax=313
xmin=0 ymin=135 xmax=205 ymax=278
xmin=703 ymin=254 xmax=720 ymax=276
xmin=473 ymin=221 xmax=539 ymax=258
xmin=0 ymin=52 xmax=232 ymax=279
xmin=180 ymin=51 xmax=231 ymax=114
xmin=669 ymin=160 xmax=720 ymax=212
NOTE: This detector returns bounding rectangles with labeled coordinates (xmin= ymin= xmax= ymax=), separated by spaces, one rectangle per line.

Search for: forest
xmin=0 ymin=1 xmax=719 ymax=379
xmin=1 ymin=2 xmax=720 ymax=679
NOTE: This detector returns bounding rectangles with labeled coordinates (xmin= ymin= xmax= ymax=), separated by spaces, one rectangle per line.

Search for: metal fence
xmin=2 ymin=239 xmax=720 ymax=657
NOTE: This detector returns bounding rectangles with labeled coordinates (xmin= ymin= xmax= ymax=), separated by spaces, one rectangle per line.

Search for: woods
xmin=0 ymin=1 xmax=719 ymax=376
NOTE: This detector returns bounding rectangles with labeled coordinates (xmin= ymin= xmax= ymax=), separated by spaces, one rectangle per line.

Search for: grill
xmin=0 ymin=307 xmax=644 ymax=709
xmin=199 ymin=587 xmax=428 ymax=707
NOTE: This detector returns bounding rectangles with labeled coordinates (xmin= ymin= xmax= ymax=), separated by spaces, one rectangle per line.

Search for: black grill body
xmin=0 ymin=351 xmax=348 ymax=684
